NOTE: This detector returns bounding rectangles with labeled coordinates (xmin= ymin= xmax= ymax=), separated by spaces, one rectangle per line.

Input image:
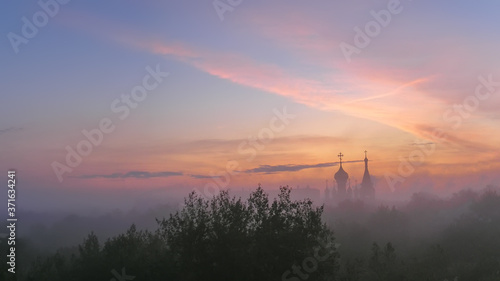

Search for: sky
xmin=1 ymin=0 xmax=500 ymax=211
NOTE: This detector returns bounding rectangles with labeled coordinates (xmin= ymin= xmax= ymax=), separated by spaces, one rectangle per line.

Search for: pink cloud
xmin=58 ymin=8 xmax=500 ymax=171
xmin=137 ymin=37 xmax=499 ymax=156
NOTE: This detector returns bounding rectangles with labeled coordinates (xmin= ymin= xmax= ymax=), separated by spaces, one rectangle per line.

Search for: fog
xmin=3 ymin=183 xmax=499 ymax=280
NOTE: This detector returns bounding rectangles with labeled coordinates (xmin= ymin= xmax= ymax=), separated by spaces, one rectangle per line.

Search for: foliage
xmin=20 ymin=186 xmax=500 ymax=281
xmin=157 ymin=186 xmax=339 ymax=281
xmin=24 ymin=186 xmax=339 ymax=281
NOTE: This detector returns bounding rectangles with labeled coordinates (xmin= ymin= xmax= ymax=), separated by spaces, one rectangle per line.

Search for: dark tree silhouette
xmin=157 ymin=186 xmax=339 ymax=281
xmin=21 ymin=186 xmax=500 ymax=281
xmin=23 ymin=186 xmax=339 ymax=281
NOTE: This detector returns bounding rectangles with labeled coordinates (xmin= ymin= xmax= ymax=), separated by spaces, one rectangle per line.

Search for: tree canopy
xmin=23 ymin=186 xmax=339 ymax=281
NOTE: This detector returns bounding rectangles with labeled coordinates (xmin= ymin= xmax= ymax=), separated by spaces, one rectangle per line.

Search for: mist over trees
xmin=2 ymin=185 xmax=500 ymax=280
xmin=328 ymin=187 xmax=500 ymax=280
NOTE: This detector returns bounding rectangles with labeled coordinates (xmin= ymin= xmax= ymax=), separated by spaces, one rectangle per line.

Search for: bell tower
xmin=360 ymin=150 xmax=375 ymax=200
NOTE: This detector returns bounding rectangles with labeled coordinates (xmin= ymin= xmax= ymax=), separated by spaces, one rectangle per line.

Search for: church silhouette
xmin=325 ymin=151 xmax=375 ymax=203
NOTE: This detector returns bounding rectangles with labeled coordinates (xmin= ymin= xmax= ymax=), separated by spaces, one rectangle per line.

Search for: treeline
xmin=329 ymin=187 xmax=500 ymax=280
xmin=2 ymin=186 xmax=500 ymax=280
xmin=7 ymin=187 xmax=338 ymax=281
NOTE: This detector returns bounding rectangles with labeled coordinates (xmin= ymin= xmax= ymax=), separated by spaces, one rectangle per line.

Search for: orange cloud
xmin=57 ymin=8 xmax=500 ymax=186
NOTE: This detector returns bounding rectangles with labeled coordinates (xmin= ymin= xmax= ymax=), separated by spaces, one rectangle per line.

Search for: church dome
xmin=334 ymin=164 xmax=349 ymax=181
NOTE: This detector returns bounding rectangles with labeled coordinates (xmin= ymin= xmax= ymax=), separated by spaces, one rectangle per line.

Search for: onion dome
xmin=334 ymin=152 xmax=349 ymax=182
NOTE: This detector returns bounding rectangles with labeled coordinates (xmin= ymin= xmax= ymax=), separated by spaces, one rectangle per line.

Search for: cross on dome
xmin=338 ymin=152 xmax=344 ymax=163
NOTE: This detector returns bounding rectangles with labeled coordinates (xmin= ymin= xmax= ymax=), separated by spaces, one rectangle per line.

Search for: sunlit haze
xmin=1 ymin=0 xmax=500 ymax=212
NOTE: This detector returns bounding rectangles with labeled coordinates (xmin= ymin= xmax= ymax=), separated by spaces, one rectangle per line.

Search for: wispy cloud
xmin=60 ymin=9 xmax=500 ymax=157
xmin=188 ymin=174 xmax=214 ymax=179
xmin=244 ymin=160 xmax=364 ymax=174
xmin=410 ymin=142 xmax=435 ymax=146
xmin=0 ymin=127 xmax=22 ymax=136
xmin=76 ymin=159 xmax=365 ymax=180
xmin=76 ymin=171 xmax=183 ymax=179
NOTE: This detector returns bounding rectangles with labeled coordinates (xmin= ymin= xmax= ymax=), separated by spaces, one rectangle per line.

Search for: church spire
xmin=360 ymin=150 xmax=375 ymax=200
